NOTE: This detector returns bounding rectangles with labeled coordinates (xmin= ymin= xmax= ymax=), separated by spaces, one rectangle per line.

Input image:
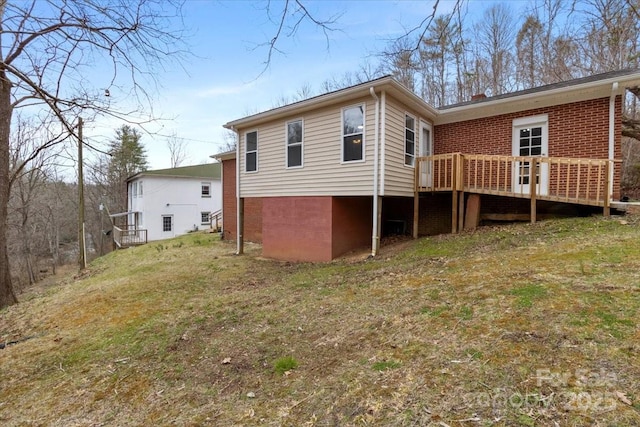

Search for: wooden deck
xmin=413 ymin=153 xmax=617 ymax=235
xmin=113 ymin=225 xmax=148 ymax=248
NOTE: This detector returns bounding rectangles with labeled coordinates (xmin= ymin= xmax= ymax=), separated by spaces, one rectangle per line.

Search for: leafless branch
xmin=254 ymin=0 xmax=342 ymax=77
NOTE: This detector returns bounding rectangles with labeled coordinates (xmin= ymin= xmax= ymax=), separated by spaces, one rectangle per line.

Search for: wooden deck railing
xmin=416 ymin=153 xmax=615 ymax=208
xmin=210 ymin=209 xmax=222 ymax=231
xmin=113 ymin=225 xmax=148 ymax=248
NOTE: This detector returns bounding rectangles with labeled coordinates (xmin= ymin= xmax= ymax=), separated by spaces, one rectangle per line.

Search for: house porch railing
xmin=209 ymin=209 xmax=222 ymax=231
xmin=414 ymin=153 xmax=617 ymax=234
xmin=113 ymin=225 xmax=148 ymax=248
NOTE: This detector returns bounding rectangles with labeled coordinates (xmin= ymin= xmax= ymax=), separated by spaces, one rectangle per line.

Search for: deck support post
xmin=413 ymin=162 xmax=419 ymax=238
xmin=458 ymin=192 xmax=465 ymax=232
xmin=237 ymin=197 xmax=244 ymax=255
xmin=451 ymin=154 xmax=459 ymax=233
xmin=530 ymin=158 xmax=538 ymax=224
xmin=604 ymin=160 xmax=611 ymax=217
xmin=413 ymin=192 xmax=419 ymax=238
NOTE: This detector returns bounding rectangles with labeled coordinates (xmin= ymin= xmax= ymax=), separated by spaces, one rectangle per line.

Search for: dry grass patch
xmin=2 ymin=219 xmax=640 ymax=426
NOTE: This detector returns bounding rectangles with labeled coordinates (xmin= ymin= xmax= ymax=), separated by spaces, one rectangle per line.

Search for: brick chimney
xmin=471 ymin=93 xmax=487 ymax=101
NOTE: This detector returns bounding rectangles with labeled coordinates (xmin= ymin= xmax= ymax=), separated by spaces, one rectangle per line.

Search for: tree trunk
xmin=0 ymin=70 xmax=17 ymax=308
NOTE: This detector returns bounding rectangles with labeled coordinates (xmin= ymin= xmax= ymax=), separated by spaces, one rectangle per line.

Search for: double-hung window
xmin=286 ymin=119 xmax=303 ymax=168
xmin=201 ymin=212 xmax=210 ymax=224
xmin=342 ymin=105 xmax=364 ymax=162
xmin=245 ymin=131 xmax=258 ymax=172
xmin=201 ymin=182 xmax=211 ymax=197
xmin=405 ymin=114 xmax=416 ymax=166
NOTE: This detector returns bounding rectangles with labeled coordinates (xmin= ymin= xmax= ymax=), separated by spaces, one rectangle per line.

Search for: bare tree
xmin=516 ymin=15 xmax=545 ymax=89
xmin=417 ymin=14 xmax=458 ymax=106
xmin=474 ymin=4 xmax=516 ymax=96
xmin=7 ymin=115 xmax=71 ymax=289
xmin=380 ymin=37 xmax=418 ymax=92
xmin=166 ymin=131 xmax=188 ymax=168
xmin=0 ymin=0 xmax=187 ymax=308
xmin=221 ymin=129 xmax=238 ymax=153
xmin=580 ymin=0 xmax=640 ymax=73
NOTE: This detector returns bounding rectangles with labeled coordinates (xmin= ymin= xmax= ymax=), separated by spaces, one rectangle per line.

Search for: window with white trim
xmin=201 ymin=182 xmax=211 ymax=197
xmin=132 ymin=182 xmax=138 ymax=198
xmin=405 ymin=114 xmax=416 ymax=166
xmin=342 ymin=105 xmax=364 ymax=162
xmin=245 ymin=131 xmax=258 ymax=172
xmin=139 ymin=181 xmax=143 ymax=197
xmin=286 ymin=119 xmax=303 ymax=168
xmin=201 ymin=212 xmax=210 ymax=224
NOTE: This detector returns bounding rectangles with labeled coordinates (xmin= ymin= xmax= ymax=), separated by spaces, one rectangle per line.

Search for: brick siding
xmin=435 ymin=96 xmax=622 ymax=199
xmin=221 ymin=158 xmax=262 ymax=243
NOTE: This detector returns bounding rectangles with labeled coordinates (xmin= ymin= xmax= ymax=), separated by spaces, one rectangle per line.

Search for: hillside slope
xmin=1 ymin=218 xmax=640 ymax=426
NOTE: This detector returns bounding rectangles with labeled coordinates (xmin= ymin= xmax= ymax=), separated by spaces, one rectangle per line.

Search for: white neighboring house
xmin=126 ymin=163 xmax=222 ymax=242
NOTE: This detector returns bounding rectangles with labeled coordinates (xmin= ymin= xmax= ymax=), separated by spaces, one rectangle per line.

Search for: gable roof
xmin=224 ymin=75 xmax=438 ymax=130
xmin=127 ymin=163 xmax=221 ymax=182
xmin=222 ymin=69 xmax=640 ymax=130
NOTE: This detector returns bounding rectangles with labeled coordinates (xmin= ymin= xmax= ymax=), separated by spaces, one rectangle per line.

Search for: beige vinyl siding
xmin=238 ymin=97 xmax=376 ymax=197
xmin=383 ymin=96 xmax=425 ymax=197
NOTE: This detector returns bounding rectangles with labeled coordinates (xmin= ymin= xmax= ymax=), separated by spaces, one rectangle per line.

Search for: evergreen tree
xmin=95 ymin=125 xmax=148 ymax=215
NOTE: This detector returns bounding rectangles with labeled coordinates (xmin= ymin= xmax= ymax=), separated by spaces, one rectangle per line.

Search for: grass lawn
xmin=1 ymin=217 xmax=640 ymax=426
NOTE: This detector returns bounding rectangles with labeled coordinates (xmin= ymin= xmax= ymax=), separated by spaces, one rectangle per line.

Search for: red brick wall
xmin=332 ymin=197 xmax=372 ymax=257
xmin=418 ymin=193 xmax=452 ymax=236
xmin=221 ymin=159 xmax=236 ymax=241
xmin=244 ymin=198 xmax=263 ymax=243
xmin=435 ymin=96 xmax=622 ymax=199
xmin=262 ymin=196 xmax=333 ymax=262
xmin=221 ymin=158 xmax=262 ymax=243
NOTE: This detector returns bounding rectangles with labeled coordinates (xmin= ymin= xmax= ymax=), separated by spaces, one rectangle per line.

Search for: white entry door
xmin=419 ymin=121 xmax=433 ymax=188
xmin=161 ymin=214 xmax=174 ymax=238
xmin=512 ymin=116 xmax=549 ymax=195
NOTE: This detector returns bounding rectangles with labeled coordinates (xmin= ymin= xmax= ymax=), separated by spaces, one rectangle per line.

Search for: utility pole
xmin=78 ymin=117 xmax=87 ymax=270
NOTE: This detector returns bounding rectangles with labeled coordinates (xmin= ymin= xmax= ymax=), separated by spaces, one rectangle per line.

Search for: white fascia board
xmin=223 ymin=78 xmax=437 ymax=130
xmin=211 ymin=151 xmax=236 ymax=161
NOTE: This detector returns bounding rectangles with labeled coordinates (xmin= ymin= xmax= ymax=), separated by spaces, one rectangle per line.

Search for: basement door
xmin=161 ymin=214 xmax=174 ymax=239
xmin=419 ymin=121 xmax=433 ymax=188
xmin=512 ymin=115 xmax=549 ymax=196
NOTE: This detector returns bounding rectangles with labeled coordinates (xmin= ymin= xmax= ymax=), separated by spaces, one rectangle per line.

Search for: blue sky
xmin=86 ymin=0 xmax=528 ymax=169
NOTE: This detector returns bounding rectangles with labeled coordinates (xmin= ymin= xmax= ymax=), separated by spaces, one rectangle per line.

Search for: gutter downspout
xmin=608 ymin=82 xmax=618 ymax=201
xmin=380 ymin=90 xmax=386 ymax=196
xmin=232 ymin=125 xmax=242 ymax=255
xmin=370 ymin=87 xmax=380 ymax=256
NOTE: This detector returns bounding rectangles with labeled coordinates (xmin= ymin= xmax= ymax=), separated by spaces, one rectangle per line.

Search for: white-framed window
xmin=405 ymin=114 xmax=416 ymax=166
xmin=286 ymin=119 xmax=303 ymax=168
xmin=201 ymin=182 xmax=211 ymax=197
xmin=139 ymin=181 xmax=143 ymax=197
xmin=245 ymin=130 xmax=258 ymax=172
xmin=132 ymin=182 xmax=138 ymax=198
xmin=342 ymin=105 xmax=364 ymax=162
xmin=162 ymin=215 xmax=172 ymax=232
xmin=201 ymin=212 xmax=210 ymax=224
